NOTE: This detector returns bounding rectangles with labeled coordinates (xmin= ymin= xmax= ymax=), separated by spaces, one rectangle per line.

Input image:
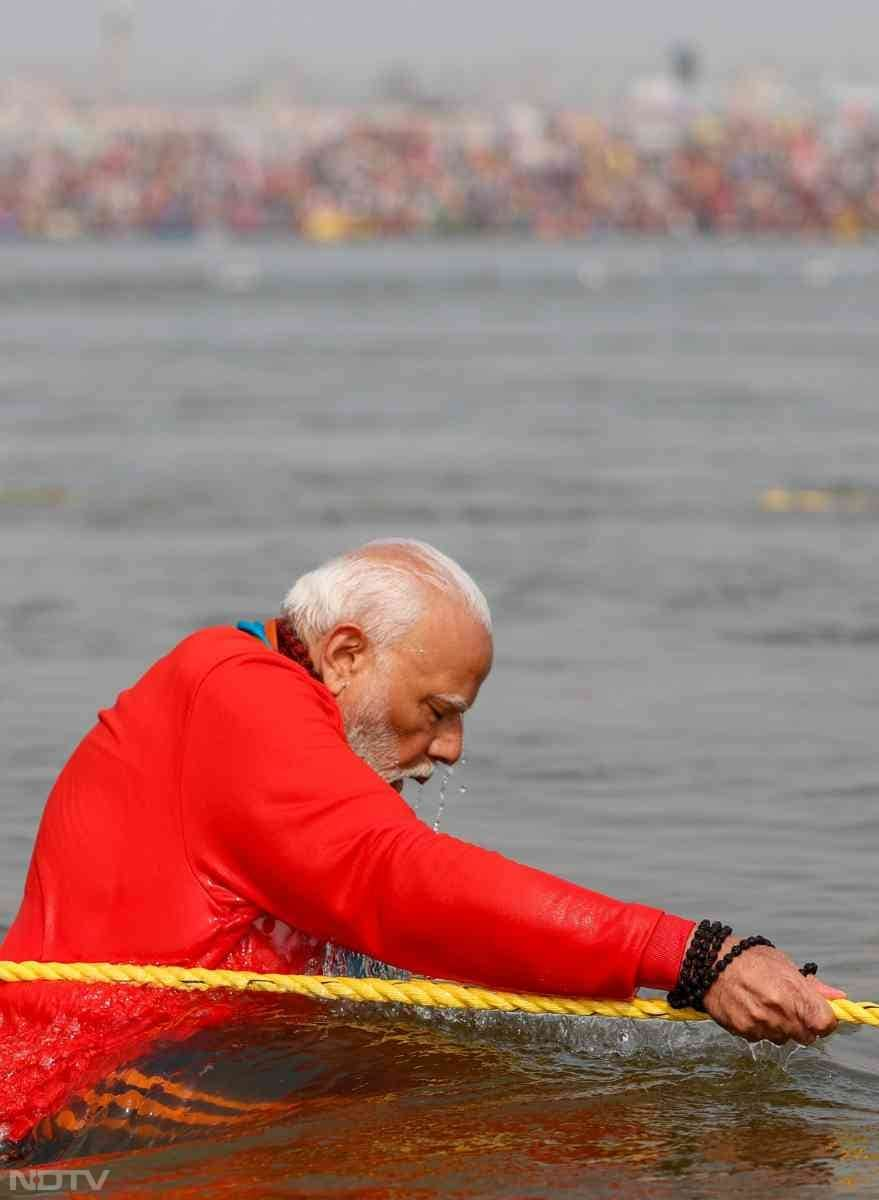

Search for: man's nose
xmin=428 ymin=724 xmax=463 ymax=766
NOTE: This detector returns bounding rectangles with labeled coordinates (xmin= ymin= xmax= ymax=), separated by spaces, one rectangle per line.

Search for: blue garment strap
xmin=236 ymin=619 xmax=272 ymax=650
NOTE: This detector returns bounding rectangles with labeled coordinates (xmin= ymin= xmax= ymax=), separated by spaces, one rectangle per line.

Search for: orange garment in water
xmin=0 ymin=627 xmax=693 ymax=1141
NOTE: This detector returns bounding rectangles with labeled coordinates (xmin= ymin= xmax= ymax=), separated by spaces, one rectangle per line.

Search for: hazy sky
xmin=6 ymin=1 xmax=879 ymax=97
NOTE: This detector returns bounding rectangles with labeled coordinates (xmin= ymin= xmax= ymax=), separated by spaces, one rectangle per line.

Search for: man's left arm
xmin=180 ymin=655 xmax=693 ymax=998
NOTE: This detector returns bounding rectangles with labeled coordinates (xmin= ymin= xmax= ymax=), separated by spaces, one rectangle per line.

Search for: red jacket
xmin=0 ymin=627 xmax=693 ymax=1139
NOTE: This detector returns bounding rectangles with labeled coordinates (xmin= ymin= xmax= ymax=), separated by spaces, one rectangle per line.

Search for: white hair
xmin=282 ymin=538 xmax=492 ymax=648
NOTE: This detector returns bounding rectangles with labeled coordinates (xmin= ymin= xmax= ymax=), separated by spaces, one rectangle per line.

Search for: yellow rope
xmin=0 ymin=960 xmax=877 ymax=1026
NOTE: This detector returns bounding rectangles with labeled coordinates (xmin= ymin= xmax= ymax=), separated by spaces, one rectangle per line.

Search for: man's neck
xmin=272 ymin=617 xmax=321 ymax=682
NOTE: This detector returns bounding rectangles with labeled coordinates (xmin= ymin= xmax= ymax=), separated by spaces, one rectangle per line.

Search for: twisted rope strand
xmin=0 ymin=961 xmax=875 ymax=1026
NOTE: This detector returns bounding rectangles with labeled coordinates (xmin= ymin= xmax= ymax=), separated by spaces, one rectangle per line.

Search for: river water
xmin=1 ymin=238 xmax=878 ymax=1196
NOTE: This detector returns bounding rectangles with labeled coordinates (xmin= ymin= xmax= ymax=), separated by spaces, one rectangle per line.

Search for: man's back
xmin=3 ymin=626 xmax=307 ymax=971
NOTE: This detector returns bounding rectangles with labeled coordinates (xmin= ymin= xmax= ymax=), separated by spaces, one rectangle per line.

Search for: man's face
xmin=338 ymin=599 xmax=493 ymax=790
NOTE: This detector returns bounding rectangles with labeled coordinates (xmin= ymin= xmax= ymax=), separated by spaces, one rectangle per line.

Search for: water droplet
xmin=433 ymin=769 xmax=450 ymax=833
xmin=428 ymin=759 xmax=470 ymax=832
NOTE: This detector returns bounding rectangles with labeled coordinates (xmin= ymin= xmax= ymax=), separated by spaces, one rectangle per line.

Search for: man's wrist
xmin=638 ymin=913 xmax=697 ymax=992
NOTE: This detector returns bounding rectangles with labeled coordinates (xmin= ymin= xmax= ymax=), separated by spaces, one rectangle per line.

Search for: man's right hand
xmin=701 ymin=937 xmax=845 ymax=1045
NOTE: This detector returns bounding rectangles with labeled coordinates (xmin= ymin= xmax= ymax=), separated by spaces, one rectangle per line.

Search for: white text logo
xmin=7 ymin=1168 xmax=111 ymax=1193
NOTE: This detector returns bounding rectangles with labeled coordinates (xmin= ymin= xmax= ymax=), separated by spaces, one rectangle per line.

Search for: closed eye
xmin=425 ymin=694 xmax=469 ymax=725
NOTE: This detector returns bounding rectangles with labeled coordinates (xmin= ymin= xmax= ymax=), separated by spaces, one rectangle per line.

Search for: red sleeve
xmin=181 ymin=653 xmax=693 ymax=998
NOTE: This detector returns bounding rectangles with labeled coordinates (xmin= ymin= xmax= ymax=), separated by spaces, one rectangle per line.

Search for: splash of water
xmin=351 ymin=1002 xmax=819 ymax=1069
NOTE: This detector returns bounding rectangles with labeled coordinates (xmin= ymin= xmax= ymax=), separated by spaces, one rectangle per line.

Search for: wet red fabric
xmin=0 ymin=627 xmax=693 ymax=1141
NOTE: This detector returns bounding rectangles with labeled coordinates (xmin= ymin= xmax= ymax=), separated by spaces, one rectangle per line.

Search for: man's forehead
xmin=393 ymin=600 xmax=492 ymax=686
xmin=393 ymin=627 xmax=491 ymax=706
xmin=407 ymin=600 xmax=490 ymax=648
xmin=400 ymin=627 xmax=491 ymax=673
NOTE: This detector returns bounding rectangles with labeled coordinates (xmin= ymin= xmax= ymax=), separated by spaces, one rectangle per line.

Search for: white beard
xmin=342 ymin=675 xmax=400 ymax=782
xmin=342 ymin=677 xmax=433 ymax=787
xmin=345 ymin=711 xmax=400 ymax=782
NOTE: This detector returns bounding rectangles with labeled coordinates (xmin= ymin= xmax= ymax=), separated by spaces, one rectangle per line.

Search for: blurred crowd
xmin=2 ymin=86 xmax=879 ymax=241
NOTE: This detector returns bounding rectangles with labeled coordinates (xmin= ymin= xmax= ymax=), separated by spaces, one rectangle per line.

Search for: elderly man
xmin=0 ymin=538 xmax=841 ymax=1144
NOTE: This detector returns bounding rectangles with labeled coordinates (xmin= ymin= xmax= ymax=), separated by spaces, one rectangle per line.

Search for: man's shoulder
xmin=167 ymin=627 xmax=337 ymax=713
xmin=176 ymin=625 xmax=258 ymax=658
xmin=167 ymin=625 xmax=262 ymax=676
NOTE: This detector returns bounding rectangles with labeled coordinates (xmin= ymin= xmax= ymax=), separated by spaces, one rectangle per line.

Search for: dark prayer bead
xmin=668 ymin=923 xmax=791 ymax=1012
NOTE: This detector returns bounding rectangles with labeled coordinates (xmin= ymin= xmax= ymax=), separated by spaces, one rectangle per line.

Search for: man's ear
xmin=318 ymin=624 xmax=368 ymax=696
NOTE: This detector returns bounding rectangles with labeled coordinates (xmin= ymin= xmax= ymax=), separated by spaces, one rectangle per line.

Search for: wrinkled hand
xmin=703 ymin=937 xmax=846 ymax=1045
